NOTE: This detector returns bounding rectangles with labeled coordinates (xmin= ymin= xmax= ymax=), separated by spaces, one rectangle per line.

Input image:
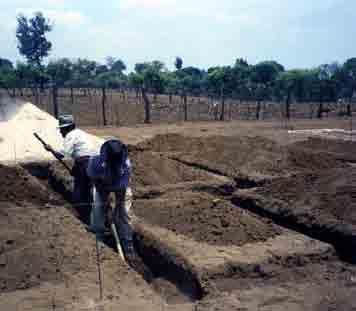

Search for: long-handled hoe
xmin=33 ymin=132 xmax=72 ymax=173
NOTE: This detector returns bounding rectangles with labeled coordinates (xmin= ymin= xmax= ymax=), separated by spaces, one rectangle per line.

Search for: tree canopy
xmin=16 ymin=12 xmax=52 ymax=68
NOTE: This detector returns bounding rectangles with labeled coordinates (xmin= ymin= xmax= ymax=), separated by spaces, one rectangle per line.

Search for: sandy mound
xmin=0 ymin=96 xmax=102 ymax=162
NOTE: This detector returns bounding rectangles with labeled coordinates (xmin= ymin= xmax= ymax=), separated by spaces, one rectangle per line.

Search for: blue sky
xmin=0 ymin=0 xmax=355 ymax=71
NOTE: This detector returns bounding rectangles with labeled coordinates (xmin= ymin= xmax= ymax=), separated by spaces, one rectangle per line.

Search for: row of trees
xmin=0 ymin=12 xmax=355 ymax=123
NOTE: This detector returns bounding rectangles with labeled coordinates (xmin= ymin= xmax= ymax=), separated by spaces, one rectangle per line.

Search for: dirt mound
xmin=138 ymin=133 xmax=204 ymax=153
xmin=0 ymin=164 xmax=63 ymax=205
xmin=138 ymin=134 xmax=342 ymax=179
xmin=0 ymin=200 xmax=96 ymax=293
xmin=130 ymin=149 xmax=220 ymax=188
xmin=293 ymin=137 xmax=356 ymax=162
xmin=257 ymin=167 xmax=356 ymax=226
xmin=135 ymin=191 xmax=282 ymax=246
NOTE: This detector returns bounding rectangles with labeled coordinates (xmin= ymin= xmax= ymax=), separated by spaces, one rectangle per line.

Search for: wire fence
xmin=11 ymin=88 xmax=355 ymax=127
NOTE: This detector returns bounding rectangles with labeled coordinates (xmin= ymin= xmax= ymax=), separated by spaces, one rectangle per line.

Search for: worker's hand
xmin=44 ymin=144 xmax=52 ymax=152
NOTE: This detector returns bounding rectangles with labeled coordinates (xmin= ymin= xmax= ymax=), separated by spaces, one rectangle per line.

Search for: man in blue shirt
xmin=87 ymin=139 xmax=134 ymax=260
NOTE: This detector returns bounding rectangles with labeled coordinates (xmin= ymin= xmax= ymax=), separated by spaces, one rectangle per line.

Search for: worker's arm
xmin=43 ymin=143 xmax=65 ymax=160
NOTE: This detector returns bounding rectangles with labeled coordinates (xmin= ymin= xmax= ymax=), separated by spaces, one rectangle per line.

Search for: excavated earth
xmin=1 ymin=131 xmax=356 ymax=310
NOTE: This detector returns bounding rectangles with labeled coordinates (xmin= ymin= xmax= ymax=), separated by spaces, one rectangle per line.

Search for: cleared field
xmin=1 ymin=117 xmax=356 ymax=310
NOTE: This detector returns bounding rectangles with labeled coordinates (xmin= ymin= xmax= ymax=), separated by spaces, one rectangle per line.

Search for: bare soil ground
xmin=134 ymin=190 xmax=282 ymax=247
xmin=1 ymin=118 xmax=356 ymax=310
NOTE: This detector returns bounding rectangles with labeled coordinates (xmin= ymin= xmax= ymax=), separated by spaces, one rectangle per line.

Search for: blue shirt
xmin=87 ymin=155 xmax=131 ymax=191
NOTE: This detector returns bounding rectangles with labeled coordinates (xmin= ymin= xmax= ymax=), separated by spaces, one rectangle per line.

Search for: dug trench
xmin=137 ymin=134 xmax=356 ymax=262
xmin=3 ymin=132 xmax=356 ymax=310
xmin=21 ymin=161 xmax=205 ymax=304
xmin=18 ymin=149 xmax=334 ymax=305
xmin=20 ymin=153 xmax=285 ymax=303
xmin=20 ymin=144 xmax=343 ymax=300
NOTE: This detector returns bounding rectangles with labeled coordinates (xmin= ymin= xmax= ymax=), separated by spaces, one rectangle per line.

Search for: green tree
xmin=72 ymin=58 xmax=97 ymax=89
xmin=16 ymin=12 xmax=52 ymax=105
xmin=276 ymin=69 xmax=312 ymax=118
xmin=0 ymin=65 xmax=17 ymax=97
xmin=46 ymin=58 xmax=73 ymax=117
xmin=163 ymin=72 xmax=179 ymax=104
xmin=130 ymin=61 xmax=166 ymax=123
xmin=47 ymin=58 xmax=73 ymax=86
xmin=175 ymin=57 xmax=183 ymax=70
xmin=111 ymin=59 xmax=127 ymax=73
xmin=0 ymin=58 xmax=15 ymax=95
xmin=232 ymin=60 xmax=251 ymax=101
xmin=0 ymin=58 xmax=13 ymax=71
xmin=234 ymin=58 xmax=249 ymax=68
xmin=207 ymin=66 xmax=235 ymax=120
xmin=16 ymin=12 xmax=52 ymax=68
xmin=251 ymin=61 xmax=284 ymax=85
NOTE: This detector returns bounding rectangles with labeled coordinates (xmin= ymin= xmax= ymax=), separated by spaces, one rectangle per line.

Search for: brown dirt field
xmin=196 ymin=260 xmax=356 ymax=311
xmin=86 ymin=118 xmax=354 ymax=146
xmin=135 ymin=190 xmax=282 ymax=247
xmin=294 ymin=136 xmax=356 ymax=162
xmin=137 ymin=134 xmax=342 ymax=181
xmin=130 ymin=148 xmax=221 ymax=188
xmin=2 ymin=119 xmax=356 ymax=310
xmin=0 ymin=165 xmax=169 ymax=311
xmin=256 ymin=167 xmax=356 ymax=225
xmin=0 ymin=164 xmax=63 ymax=205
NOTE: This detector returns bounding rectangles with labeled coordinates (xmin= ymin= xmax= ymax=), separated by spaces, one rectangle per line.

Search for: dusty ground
xmin=134 ymin=190 xmax=282 ymax=247
xmin=1 ymin=118 xmax=356 ymax=310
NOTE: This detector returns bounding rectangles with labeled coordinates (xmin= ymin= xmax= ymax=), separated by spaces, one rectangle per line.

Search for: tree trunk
xmin=317 ymin=96 xmax=323 ymax=119
xmin=317 ymin=85 xmax=323 ymax=119
xmin=52 ymin=85 xmax=59 ymax=119
xmin=34 ymin=87 xmax=40 ymax=106
xmin=70 ymin=87 xmax=74 ymax=105
xmin=142 ymin=88 xmax=151 ymax=123
xmin=101 ymin=87 xmax=107 ymax=126
xmin=169 ymin=94 xmax=172 ymax=105
xmin=220 ymin=86 xmax=225 ymax=121
xmin=256 ymin=101 xmax=261 ymax=120
xmin=228 ymin=100 xmax=233 ymax=120
xmin=214 ymin=100 xmax=219 ymax=121
xmin=184 ymin=94 xmax=188 ymax=121
xmin=285 ymin=88 xmax=292 ymax=120
xmin=347 ymin=97 xmax=352 ymax=117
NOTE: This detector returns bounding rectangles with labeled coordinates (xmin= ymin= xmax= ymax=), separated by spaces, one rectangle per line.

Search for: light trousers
xmin=90 ymin=186 xmax=133 ymax=241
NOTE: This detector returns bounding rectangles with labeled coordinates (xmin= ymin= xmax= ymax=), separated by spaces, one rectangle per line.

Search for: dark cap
xmin=58 ymin=115 xmax=75 ymax=128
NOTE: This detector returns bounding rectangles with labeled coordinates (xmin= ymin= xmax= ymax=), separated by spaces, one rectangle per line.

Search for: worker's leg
xmin=90 ymin=186 xmax=108 ymax=239
xmin=73 ymin=159 xmax=91 ymax=222
xmin=114 ymin=187 xmax=134 ymax=253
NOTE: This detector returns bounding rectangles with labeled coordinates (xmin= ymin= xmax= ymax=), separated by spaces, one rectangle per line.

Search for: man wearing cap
xmin=87 ymin=138 xmax=135 ymax=261
xmin=45 ymin=114 xmax=96 ymax=222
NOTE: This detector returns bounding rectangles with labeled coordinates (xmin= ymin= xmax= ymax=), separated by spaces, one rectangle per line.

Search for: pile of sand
xmin=0 ymin=96 xmax=101 ymax=162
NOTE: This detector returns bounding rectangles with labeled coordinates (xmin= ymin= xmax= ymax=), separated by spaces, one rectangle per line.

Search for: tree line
xmin=0 ymin=12 xmax=355 ymax=123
